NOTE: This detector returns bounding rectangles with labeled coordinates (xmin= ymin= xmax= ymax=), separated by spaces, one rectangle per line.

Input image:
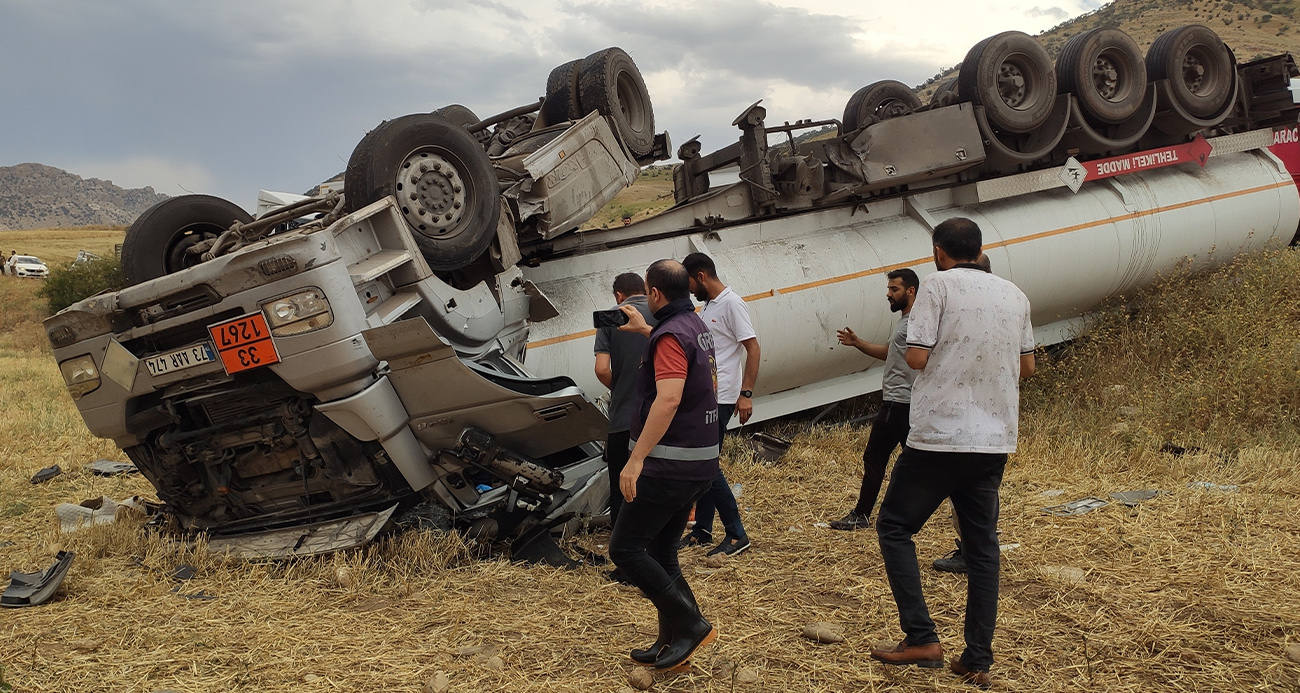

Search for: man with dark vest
xmin=608 ymin=259 xmax=720 ymax=671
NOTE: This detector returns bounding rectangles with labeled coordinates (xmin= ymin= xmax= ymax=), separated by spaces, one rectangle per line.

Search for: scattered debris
xmin=84 ymin=459 xmax=138 ymax=476
xmin=999 ymin=543 xmax=1020 ymax=553
xmin=1038 ymin=489 xmax=1065 ymax=498
xmin=627 ymin=667 xmax=654 ymax=690
xmin=29 ymin=465 xmax=61 ymax=484
xmin=1043 ymin=497 xmax=1108 ymax=516
xmin=169 ymin=564 xmax=197 ymax=581
xmin=800 ymin=622 xmax=845 ymax=644
xmin=334 ymin=566 xmax=355 ymax=588
xmin=1040 ymin=565 xmax=1087 ymax=584
xmin=747 ymin=432 xmax=791 ymax=465
xmin=1109 ymin=489 xmax=1163 ymax=506
xmin=1162 ymin=442 xmax=1231 ymax=462
xmin=704 ymin=554 xmax=728 ymax=569
xmin=730 ymin=483 xmax=744 ymax=499
xmin=169 ymin=586 xmax=217 ymax=601
xmin=812 ymin=522 xmax=830 ymax=529
xmin=484 ymin=655 xmax=505 ymax=672
xmin=1 ymin=550 xmax=75 ymax=608
xmin=1189 ymin=481 xmax=1239 ymax=493
xmin=736 ymin=667 xmax=760 ymax=684
xmin=0 ymin=541 xmax=15 ymax=549
xmin=423 ymin=671 xmax=450 ymax=693
xmin=1285 ymin=644 xmax=1300 ymax=664
xmin=55 ymin=496 xmax=147 ymax=533
xmin=1118 ymin=406 xmax=1141 ymax=419
xmin=787 ymin=526 xmax=803 ymax=533
xmin=303 ymin=674 xmax=321 ymax=683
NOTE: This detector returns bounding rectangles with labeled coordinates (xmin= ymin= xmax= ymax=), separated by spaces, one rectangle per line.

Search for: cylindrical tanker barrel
xmin=520 ymin=149 xmax=1298 ymax=425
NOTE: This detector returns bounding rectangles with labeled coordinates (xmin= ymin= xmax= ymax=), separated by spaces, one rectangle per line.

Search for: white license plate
xmin=145 ymin=342 xmax=216 ymax=377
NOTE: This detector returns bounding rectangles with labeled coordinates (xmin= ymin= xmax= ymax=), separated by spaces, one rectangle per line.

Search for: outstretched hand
xmin=837 ymin=327 xmax=858 ymax=347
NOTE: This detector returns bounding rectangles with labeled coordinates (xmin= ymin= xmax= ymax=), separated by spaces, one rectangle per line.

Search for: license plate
xmin=145 ymin=342 xmax=216 ymax=377
xmin=208 ymin=313 xmax=281 ymax=374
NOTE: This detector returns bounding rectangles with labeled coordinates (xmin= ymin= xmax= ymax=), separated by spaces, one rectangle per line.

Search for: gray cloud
xmin=1025 ymin=6 xmax=1070 ymax=20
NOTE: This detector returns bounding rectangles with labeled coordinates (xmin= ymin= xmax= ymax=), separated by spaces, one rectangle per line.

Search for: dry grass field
xmin=2 ymin=231 xmax=1300 ymax=693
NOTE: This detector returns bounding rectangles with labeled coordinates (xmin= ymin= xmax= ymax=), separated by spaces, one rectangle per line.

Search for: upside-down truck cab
xmin=46 ymin=29 xmax=1300 ymax=561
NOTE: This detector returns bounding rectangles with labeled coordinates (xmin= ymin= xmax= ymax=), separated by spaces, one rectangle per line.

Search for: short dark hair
xmin=886 ymin=268 xmax=920 ymax=291
xmin=645 ymin=259 xmax=689 ymax=301
xmin=611 ymin=272 xmax=645 ymax=297
xmin=682 ymin=252 xmax=717 ymax=278
xmin=932 ymin=217 xmax=982 ymax=262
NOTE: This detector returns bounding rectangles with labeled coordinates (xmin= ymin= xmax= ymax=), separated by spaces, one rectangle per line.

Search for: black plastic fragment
xmin=29 ymin=465 xmax=62 ymax=484
xmin=1 ymin=550 xmax=76 ymax=608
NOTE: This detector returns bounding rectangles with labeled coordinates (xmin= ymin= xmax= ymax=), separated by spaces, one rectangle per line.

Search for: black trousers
xmin=610 ymin=475 xmax=712 ymax=596
xmin=853 ymin=400 xmax=910 ymax=517
xmin=605 ymin=430 xmax=632 ymax=529
xmin=689 ymin=403 xmax=746 ymax=541
xmin=876 ymin=447 xmax=1007 ymax=672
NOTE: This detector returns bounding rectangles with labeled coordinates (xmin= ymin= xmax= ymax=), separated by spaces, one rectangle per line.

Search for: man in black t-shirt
xmin=594 ymin=273 xmax=658 ymax=533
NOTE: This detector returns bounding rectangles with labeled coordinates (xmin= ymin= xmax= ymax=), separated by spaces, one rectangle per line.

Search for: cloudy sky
xmin=0 ymin=0 xmax=1104 ymax=211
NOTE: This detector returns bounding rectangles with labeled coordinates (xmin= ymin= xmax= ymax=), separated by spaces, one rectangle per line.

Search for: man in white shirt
xmin=676 ymin=252 xmax=759 ymax=557
xmin=869 ymin=218 xmax=1035 ymax=689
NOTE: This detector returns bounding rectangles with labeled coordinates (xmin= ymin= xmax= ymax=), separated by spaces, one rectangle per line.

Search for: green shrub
xmin=38 ymin=256 xmax=125 ymax=314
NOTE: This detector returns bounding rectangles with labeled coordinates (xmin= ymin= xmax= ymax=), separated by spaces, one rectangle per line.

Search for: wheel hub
xmin=1092 ymin=56 xmax=1120 ymax=101
xmin=1182 ymin=54 xmax=1206 ymax=94
xmin=876 ymin=98 xmax=912 ymax=119
xmin=997 ymin=61 xmax=1028 ymax=108
xmin=396 ymin=151 xmax=466 ymax=237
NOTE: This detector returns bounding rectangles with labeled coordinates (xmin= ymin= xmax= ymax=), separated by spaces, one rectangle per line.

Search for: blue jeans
xmin=609 ymin=475 xmax=712 ymax=596
xmin=688 ymin=403 xmax=747 ymax=542
xmin=876 ymin=447 xmax=1006 ymax=672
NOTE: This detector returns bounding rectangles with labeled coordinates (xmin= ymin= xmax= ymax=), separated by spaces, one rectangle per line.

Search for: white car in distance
xmin=5 ymin=255 xmax=50 ymax=278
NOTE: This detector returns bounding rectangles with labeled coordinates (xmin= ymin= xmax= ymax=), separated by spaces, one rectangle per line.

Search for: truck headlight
xmin=260 ymin=288 xmax=333 ymax=336
xmin=59 ymin=355 xmax=101 ymax=400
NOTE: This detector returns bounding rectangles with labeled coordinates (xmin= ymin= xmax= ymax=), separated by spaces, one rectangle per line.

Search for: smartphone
xmin=593 ymin=309 xmax=630 ymax=329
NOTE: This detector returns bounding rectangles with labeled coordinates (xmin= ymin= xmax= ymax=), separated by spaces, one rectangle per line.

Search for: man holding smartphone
xmin=594 ymin=273 xmax=657 ymax=556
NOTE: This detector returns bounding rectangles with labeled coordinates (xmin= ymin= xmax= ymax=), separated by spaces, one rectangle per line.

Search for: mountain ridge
xmin=0 ymin=163 xmax=168 ymax=231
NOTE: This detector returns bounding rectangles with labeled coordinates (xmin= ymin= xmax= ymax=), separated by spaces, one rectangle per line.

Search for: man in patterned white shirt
xmin=869 ymin=218 xmax=1035 ymax=689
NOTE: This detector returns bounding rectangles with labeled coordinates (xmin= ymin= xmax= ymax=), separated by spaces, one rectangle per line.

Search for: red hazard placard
xmin=1083 ymin=134 xmax=1213 ymax=181
xmin=208 ymin=313 xmax=281 ymax=374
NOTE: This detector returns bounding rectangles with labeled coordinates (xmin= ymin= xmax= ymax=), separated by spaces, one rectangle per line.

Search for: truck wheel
xmin=121 ymin=195 xmax=253 ymax=286
xmin=541 ymin=59 xmax=582 ymax=126
xmin=958 ymin=31 xmax=1057 ymax=133
xmin=432 ymin=104 xmax=480 ymax=129
xmin=345 ymin=113 xmax=500 ymax=271
xmin=929 ymin=77 xmax=960 ymax=108
xmin=1057 ymin=28 xmax=1146 ymax=124
xmin=578 ymin=47 xmax=655 ymax=156
xmin=843 ymin=80 xmax=922 ymax=131
xmin=1146 ymin=24 xmax=1233 ymax=119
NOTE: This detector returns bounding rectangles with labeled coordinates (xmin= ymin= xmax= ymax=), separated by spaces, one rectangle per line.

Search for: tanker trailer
xmin=44 ymin=28 xmax=1300 ymax=561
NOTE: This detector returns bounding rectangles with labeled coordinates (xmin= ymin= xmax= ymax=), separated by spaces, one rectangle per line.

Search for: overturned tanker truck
xmin=46 ymin=27 xmax=1300 ymax=562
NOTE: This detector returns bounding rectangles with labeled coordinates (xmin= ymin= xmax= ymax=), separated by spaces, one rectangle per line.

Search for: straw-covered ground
xmin=1 ymin=236 xmax=1299 ymax=692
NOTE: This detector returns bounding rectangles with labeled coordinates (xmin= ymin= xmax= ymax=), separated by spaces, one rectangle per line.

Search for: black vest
xmin=629 ymin=300 xmax=721 ymax=481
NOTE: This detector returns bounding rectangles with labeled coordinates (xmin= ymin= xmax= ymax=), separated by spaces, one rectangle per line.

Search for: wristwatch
xmin=739 ymin=390 xmax=753 ymax=398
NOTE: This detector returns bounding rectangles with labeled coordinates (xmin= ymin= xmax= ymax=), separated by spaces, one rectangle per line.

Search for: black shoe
xmin=649 ymin=576 xmax=717 ymax=670
xmin=932 ymin=549 xmax=968 ymax=574
xmin=606 ymin=567 xmax=635 ymax=586
xmin=630 ymin=608 xmax=669 ymax=665
xmin=829 ymin=511 xmax=871 ymax=531
xmin=675 ymin=532 xmax=711 ymax=551
xmin=705 ymin=536 xmax=751 ymax=557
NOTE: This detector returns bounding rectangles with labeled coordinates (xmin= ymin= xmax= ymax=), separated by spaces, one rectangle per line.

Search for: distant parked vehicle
xmin=5 ymin=255 xmax=49 ymax=278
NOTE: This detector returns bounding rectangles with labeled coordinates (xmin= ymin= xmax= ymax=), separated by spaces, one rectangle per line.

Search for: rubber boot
xmin=650 ymin=576 xmax=717 ymax=670
xmin=629 ymin=610 xmax=668 ymax=665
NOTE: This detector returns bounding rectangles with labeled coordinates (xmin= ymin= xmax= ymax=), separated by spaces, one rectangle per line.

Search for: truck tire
xmin=843 ymin=80 xmax=922 ymax=131
xmin=345 ymin=113 xmax=500 ymax=272
xmin=958 ymin=31 xmax=1057 ymax=133
xmin=1145 ymin=24 xmax=1233 ymax=119
xmin=929 ymin=77 xmax=960 ymax=108
xmin=432 ymin=104 xmax=480 ymax=129
xmin=578 ymin=47 xmax=655 ymax=156
xmin=121 ymin=195 xmax=253 ymax=286
xmin=1057 ymin=28 xmax=1147 ymax=124
xmin=541 ymin=59 xmax=582 ymax=126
